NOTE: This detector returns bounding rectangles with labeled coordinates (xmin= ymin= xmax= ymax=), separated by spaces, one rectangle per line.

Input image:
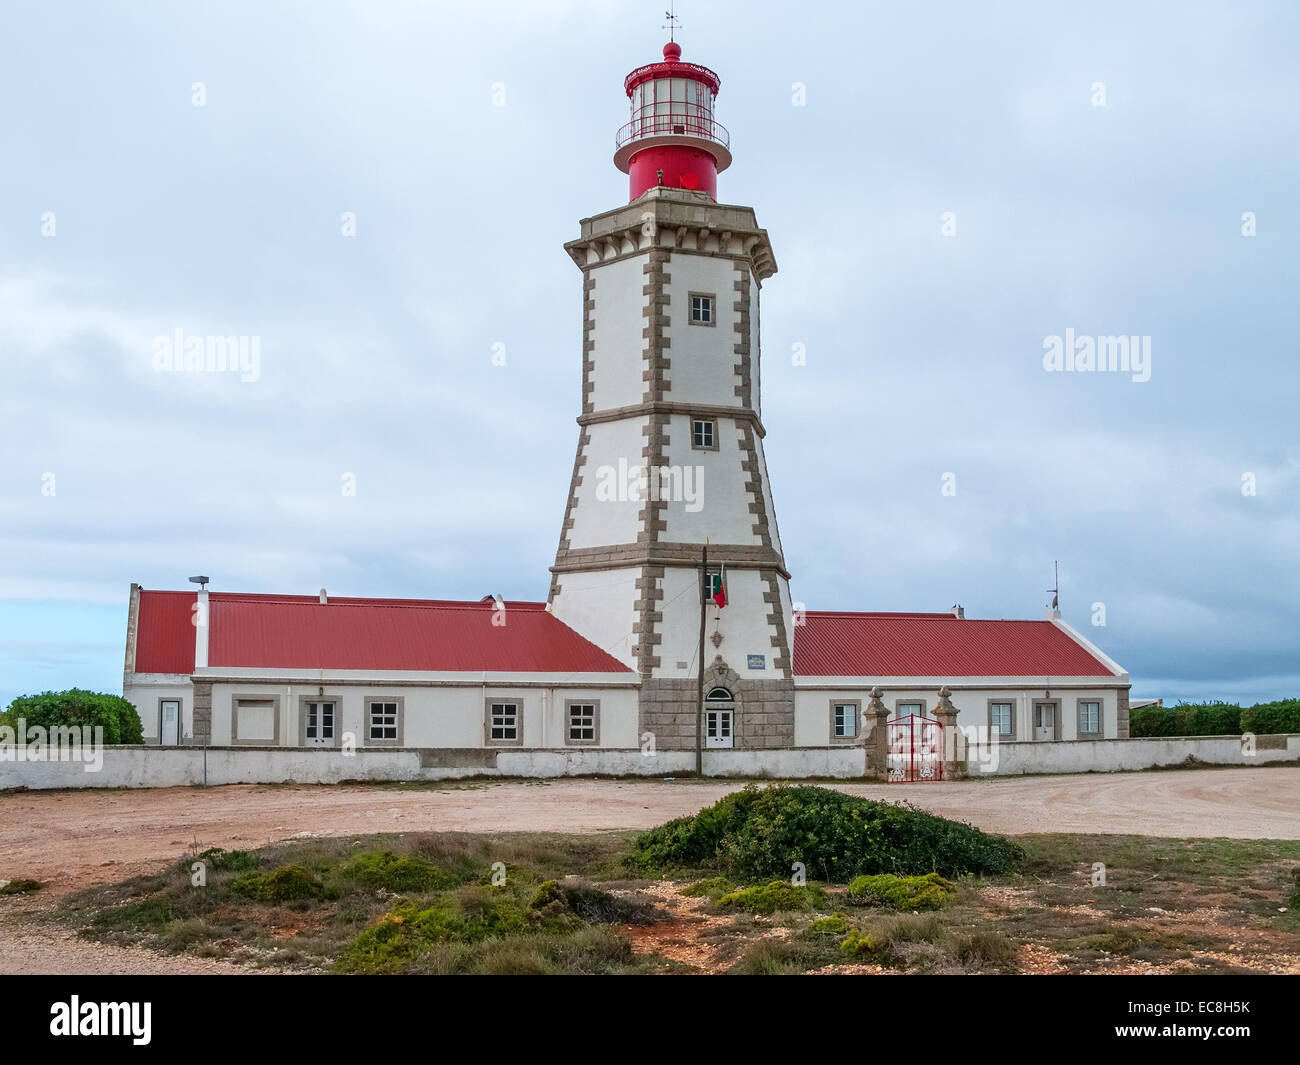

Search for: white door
xmin=706 ymin=709 xmax=734 ymax=749
xmin=1034 ymin=702 xmax=1056 ymax=741
xmin=160 ymin=699 xmax=180 ymax=745
xmin=304 ymin=701 xmax=336 ymax=747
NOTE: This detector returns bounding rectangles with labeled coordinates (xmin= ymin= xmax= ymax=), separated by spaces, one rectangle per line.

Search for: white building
xmin=122 ymin=39 xmax=1131 ymax=774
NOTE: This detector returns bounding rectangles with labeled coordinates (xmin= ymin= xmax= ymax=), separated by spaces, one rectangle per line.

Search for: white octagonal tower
xmin=548 ymin=40 xmax=795 ymax=750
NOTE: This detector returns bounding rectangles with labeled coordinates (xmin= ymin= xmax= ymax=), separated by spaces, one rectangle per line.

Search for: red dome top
xmin=623 ymin=42 xmax=721 ymax=98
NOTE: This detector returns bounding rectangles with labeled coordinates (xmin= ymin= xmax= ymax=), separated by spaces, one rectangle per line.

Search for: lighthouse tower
xmin=549 ymin=39 xmax=794 ymax=750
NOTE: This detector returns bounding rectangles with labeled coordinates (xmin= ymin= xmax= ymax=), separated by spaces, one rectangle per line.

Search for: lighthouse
xmin=548 ymin=39 xmax=795 ymax=750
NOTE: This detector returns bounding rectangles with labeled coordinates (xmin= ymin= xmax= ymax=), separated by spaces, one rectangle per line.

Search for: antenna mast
xmin=1047 ymin=561 xmax=1059 ymax=612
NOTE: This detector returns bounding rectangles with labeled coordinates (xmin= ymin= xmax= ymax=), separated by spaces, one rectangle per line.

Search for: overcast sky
xmin=2 ymin=0 xmax=1297 ymax=709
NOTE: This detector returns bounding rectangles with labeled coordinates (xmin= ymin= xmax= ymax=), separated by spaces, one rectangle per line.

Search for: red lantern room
xmin=613 ymin=41 xmax=732 ymax=202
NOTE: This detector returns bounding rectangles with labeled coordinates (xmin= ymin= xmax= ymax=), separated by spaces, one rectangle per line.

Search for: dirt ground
xmin=2 ymin=766 xmax=1297 ymax=974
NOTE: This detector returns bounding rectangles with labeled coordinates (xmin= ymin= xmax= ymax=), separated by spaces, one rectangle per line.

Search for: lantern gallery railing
xmin=615 ymin=113 xmax=730 ymax=151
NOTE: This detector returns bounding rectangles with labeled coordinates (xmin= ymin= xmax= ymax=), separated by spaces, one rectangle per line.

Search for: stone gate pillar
xmin=933 ymin=686 xmax=965 ymax=780
xmin=866 ymin=686 xmax=891 ymax=779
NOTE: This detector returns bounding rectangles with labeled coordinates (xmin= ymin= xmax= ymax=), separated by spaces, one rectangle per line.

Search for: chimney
xmin=951 ymin=604 xmax=965 ymax=619
xmin=319 ymin=588 xmax=328 ymax=605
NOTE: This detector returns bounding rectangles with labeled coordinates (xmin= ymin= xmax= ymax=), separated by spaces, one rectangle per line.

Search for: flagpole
xmin=696 ymin=541 xmax=707 ymax=777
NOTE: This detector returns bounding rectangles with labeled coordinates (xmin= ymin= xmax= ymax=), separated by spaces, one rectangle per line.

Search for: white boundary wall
xmin=969 ymin=734 xmax=1300 ymax=776
xmin=2 ymin=737 xmax=1295 ymax=790
xmin=0 ymin=745 xmax=867 ymax=789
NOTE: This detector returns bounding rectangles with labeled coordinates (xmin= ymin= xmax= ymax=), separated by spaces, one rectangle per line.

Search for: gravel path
xmin=2 ymin=766 xmax=1296 ymax=974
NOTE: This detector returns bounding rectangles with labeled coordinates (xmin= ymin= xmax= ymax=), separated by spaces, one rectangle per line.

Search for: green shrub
xmin=191 ymin=847 xmax=260 ymax=873
xmin=840 ymin=928 xmax=877 ymax=957
xmin=230 ymin=864 xmax=330 ymax=904
xmin=3 ymin=689 xmax=143 ymax=745
xmin=627 ymin=784 xmax=1023 ymax=882
xmin=336 ymin=851 xmax=450 ymax=893
xmin=680 ymin=876 xmax=735 ymax=901
xmin=0 ymin=878 xmax=44 ymax=895
xmin=1129 ymin=702 xmax=1241 ymax=737
xmin=807 ymin=915 xmax=847 ymax=935
xmin=529 ymin=880 xmax=658 ymax=925
xmin=846 ymin=872 xmax=957 ymax=911
xmin=716 ymin=881 xmax=825 ymax=914
xmin=1241 ymin=699 xmax=1300 ymax=736
xmin=336 ymin=879 xmax=652 ymax=974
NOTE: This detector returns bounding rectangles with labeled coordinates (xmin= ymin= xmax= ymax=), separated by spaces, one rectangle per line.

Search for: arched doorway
xmin=705 ymin=687 xmax=735 ymax=749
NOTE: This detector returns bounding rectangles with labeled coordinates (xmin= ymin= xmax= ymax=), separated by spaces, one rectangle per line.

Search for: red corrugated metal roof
xmin=793 ymin=611 xmax=1116 ymax=678
xmin=198 ymin=593 xmax=632 ymax=673
xmin=134 ymin=590 xmax=197 ymax=674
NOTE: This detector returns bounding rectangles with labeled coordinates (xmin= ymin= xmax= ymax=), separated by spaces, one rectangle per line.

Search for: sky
xmin=1 ymin=0 xmax=1297 ymax=709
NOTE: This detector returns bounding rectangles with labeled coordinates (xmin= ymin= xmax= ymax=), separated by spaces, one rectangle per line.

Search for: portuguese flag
xmin=712 ymin=564 xmax=727 ymax=609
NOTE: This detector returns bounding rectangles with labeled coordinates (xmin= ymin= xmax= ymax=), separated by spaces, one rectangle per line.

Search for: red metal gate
xmin=887 ymin=713 xmax=944 ymax=782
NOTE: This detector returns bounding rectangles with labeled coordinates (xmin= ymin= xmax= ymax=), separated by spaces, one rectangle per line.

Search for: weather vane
xmin=662 ymin=3 xmax=681 ymax=42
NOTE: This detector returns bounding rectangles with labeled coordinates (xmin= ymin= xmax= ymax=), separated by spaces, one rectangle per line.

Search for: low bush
xmin=1129 ymin=702 xmax=1241 ymax=737
xmin=230 ymin=864 xmax=332 ymax=904
xmin=680 ymin=876 xmax=734 ymax=901
xmin=716 ymin=881 xmax=825 ymax=915
xmin=3 ymin=689 xmax=143 ymax=745
xmin=336 ymin=880 xmax=649 ymax=974
xmin=1241 ymin=699 xmax=1300 ymax=736
xmin=190 ymin=847 xmax=260 ymax=873
xmin=627 ymin=784 xmax=1023 ymax=882
xmin=840 ymin=914 xmax=949 ymax=966
xmin=335 ymin=851 xmax=451 ymax=893
xmin=0 ymin=878 xmax=44 ymax=896
xmin=845 ymin=872 xmax=957 ymax=911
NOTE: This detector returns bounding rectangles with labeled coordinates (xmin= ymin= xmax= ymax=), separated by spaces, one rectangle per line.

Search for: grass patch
xmin=730 ymin=936 xmax=840 ymax=975
xmin=51 ymin=815 xmax=1300 ymax=976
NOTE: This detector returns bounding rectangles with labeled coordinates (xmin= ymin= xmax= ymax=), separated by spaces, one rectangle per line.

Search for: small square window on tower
xmin=691 ymin=418 xmax=717 ymax=450
xmin=689 ymin=293 xmax=715 ymax=326
xmin=705 ymin=569 xmax=723 ymax=599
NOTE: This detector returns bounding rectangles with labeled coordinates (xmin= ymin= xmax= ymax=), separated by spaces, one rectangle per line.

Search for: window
xmin=566 ymin=700 xmax=599 ymax=745
xmin=232 ymin=696 xmax=280 ymax=746
xmin=689 ymin=293 xmax=714 ymax=326
xmin=830 ymin=701 xmax=859 ymax=741
xmin=486 ymin=699 xmax=522 ymax=745
xmin=366 ymin=697 xmax=404 ymax=746
xmin=704 ymin=570 xmax=723 ymax=599
xmin=1078 ymin=699 xmax=1102 ymax=737
xmin=692 ymin=419 xmax=716 ymax=450
xmin=989 ymin=701 xmax=1014 ymax=738
xmin=894 ymin=701 xmax=924 ymax=719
